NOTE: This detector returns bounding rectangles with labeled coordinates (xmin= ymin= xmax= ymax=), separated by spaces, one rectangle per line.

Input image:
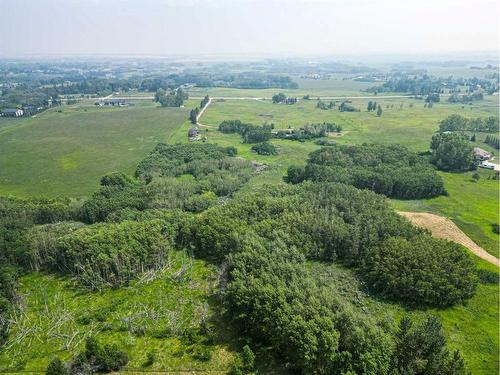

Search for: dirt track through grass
xmin=399 ymin=211 xmax=499 ymax=266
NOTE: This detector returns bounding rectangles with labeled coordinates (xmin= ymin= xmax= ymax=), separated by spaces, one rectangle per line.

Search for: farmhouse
xmin=1 ymin=108 xmax=24 ymax=117
xmin=188 ymin=127 xmax=201 ymax=141
xmin=473 ymin=147 xmax=492 ymax=161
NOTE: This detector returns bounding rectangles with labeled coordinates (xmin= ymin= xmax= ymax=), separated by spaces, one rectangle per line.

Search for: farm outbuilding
xmin=1 ymin=108 xmax=24 ymax=117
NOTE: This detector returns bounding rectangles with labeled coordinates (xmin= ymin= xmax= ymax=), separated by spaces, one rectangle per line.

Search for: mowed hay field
xmin=0 ymin=101 xmax=190 ymax=198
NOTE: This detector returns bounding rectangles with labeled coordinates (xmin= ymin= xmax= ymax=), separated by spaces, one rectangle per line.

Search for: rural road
xmin=399 ymin=211 xmax=499 ymax=266
xmin=103 ymin=94 xmax=441 ymax=101
xmin=196 ymin=97 xmax=213 ymax=128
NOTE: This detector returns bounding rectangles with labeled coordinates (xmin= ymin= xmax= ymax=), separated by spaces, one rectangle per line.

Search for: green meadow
xmin=0 ymin=101 xmax=189 ymax=198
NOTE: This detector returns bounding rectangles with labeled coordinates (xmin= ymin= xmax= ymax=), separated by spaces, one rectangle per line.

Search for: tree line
xmin=439 ymin=114 xmax=498 ymax=132
xmin=189 ymin=95 xmax=210 ymax=124
xmin=485 ymin=134 xmax=500 ymax=150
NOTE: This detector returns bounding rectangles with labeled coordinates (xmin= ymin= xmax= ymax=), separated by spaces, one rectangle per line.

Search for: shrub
xmin=241 ymin=345 xmax=255 ymax=372
xmin=46 ymin=357 xmax=66 ymax=375
xmin=69 ymin=337 xmax=128 ymax=373
xmin=142 ymin=351 xmax=156 ymax=367
xmin=251 ymin=142 xmax=278 ymax=155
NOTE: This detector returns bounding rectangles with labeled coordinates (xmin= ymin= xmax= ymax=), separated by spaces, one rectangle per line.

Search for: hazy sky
xmin=0 ymin=0 xmax=498 ymax=57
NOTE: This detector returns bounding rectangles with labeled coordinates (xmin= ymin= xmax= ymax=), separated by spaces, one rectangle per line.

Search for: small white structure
xmin=479 ymin=161 xmax=496 ymax=170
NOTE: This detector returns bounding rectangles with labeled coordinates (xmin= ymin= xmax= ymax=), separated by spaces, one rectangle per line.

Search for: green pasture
xmin=0 ymin=101 xmax=189 ymax=198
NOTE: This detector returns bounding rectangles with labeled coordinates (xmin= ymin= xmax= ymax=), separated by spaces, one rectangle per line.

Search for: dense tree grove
xmin=364 ymin=235 xmax=477 ymax=306
xmin=286 ymin=144 xmax=446 ymax=199
xmin=79 ymin=145 xmax=252 ymax=223
xmin=217 ymin=120 xmax=273 ymax=143
xmin=0 ymin=142 xmax=480 ymax=373
xmin=430 ymin=133 xmax=476 ymax=172
xmin=30 ymin=220 xmax=172 ymax=290
xmin=155 ymin=88 xmax=188 ymax=107
xmin=367 ymin=73 xmax=498 ymax=95
xmin=189 ymin=182 xmax=474 ymax=372
xmin=439 ymin=114 xmax=499 ymax=132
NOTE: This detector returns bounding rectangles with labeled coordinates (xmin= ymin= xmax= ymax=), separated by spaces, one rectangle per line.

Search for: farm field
xmin=199 ymin=95 xmax=498 ymax=151
xmin=0 ymin=101 xmax=191 ymax=198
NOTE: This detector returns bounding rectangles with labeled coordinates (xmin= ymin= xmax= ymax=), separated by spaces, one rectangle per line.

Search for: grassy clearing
xmin=0 ymin=101 xmax=189 ymax=198
xmin=392 ymin=169 xmax=499 ymax=257
xmin=0 ymin=250 xmax=237 ymax=373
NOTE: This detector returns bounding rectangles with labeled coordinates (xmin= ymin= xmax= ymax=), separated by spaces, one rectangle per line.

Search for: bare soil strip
xmin=398 ymin=211 xmax=499 ymax=266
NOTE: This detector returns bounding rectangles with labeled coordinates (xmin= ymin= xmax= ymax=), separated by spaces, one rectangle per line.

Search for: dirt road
xmin=398 ymin=211 xmax=499 ymax=266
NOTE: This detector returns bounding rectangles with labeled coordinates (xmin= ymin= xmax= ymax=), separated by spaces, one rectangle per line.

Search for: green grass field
xmin=0 ymin=101 xmax=189 ymax=198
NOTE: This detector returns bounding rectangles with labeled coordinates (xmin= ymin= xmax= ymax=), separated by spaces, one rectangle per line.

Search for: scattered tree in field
xmin=272 ymin=92 xmax=287 ymax=104
xmin=425 ymin=93 xmax=440 ymax=103
xmin=339 ymin=102 xmax=359 ymax=112
xmin=470 ymin=133 xmax=476 ymax=142
xmin=377 ymin=104 xmax=383 ymax=116
xmin=251 ymin=142 xmax=278 ymax=155
xmin=190 ymin=108 xmax=199 ymax=124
